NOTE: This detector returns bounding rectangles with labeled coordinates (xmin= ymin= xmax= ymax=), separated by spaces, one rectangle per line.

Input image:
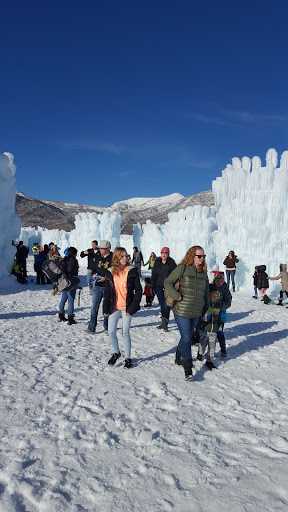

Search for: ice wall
xmin=20 ymin=211 xmax=122 ymax=258
xmin=212 ymin=148 xmax=288 ymax=288
xmin=0 ymin=152 xmax=21 ymax=282
xmin=135 ymin=205 xmax=217 ymax=269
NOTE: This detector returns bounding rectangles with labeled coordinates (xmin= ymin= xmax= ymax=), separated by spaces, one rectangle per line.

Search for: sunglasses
xmin=195 ymin=254 xmax=206 ymax=259
xmin=161 ymin=251 xmax=168 ymax=254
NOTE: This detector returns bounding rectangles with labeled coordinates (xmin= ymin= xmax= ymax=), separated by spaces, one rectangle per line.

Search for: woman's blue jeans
xmin=59 ymin=289 xmax=76 ymax=315
xmin=174 ymin=314 xmax=199 ymax=358
xmin=226 ymin=269 xmax=236 ymax=288
xmin=108 ymin=309 xmax=132 ymax=359
xmin=155 ymin=288 xmax=171 ymax=320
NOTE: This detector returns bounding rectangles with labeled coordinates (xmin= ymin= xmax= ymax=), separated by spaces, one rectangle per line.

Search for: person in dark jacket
xmin=164 ymin=246 xmax=210 ymax=381
xmin=34 ymin=245 xmax=49 ymax=284
xmin=16 ymin=241 xmax=29 ymax=278
xmin=255 ymin=265 xmax=271 ymax=304
xmin=58 ymin=247 xmax=79 ymax=325
xmin=223 ymin=250 xmax=239 ymax=292
xmin=197 ymin=289 xmax=222 ymax=370
xmin=103 ymin=247 xmax=142 ymax=369
xmin=80 ymin=240 xmax=99 ymax=294
xmin=209 ymin=271 xmax=232 ymax=357
xmin=86 ymin=240 xmax=113 ymax=334
xmin=151 ymin=247 xmax=177 ymax=331
xmin=132 ymin=246 xmax=144 ymax=278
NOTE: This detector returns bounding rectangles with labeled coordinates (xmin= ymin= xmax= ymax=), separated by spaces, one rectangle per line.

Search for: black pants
xmin=36 ymin=270 xmax=46 ymax=284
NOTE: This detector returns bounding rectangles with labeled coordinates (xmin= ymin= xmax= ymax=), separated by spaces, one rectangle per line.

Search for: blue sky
xmin=0 ymin=0 xmax=287 ymax=206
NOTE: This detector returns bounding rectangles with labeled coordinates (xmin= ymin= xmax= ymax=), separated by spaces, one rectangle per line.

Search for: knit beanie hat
xmin=161 ymin=247 xmax=170 ymax=255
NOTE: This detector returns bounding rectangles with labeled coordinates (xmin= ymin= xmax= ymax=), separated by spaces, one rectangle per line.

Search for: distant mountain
xmin=15 ymin=190 xmax=214 ymax=235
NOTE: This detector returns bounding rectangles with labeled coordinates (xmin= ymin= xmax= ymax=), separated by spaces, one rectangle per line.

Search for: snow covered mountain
xmin=15 ymin=190 xmax=214 ymax=234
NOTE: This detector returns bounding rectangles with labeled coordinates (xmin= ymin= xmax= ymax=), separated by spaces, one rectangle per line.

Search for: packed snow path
xmin=1 ymin=262 xmax=288 ymax=511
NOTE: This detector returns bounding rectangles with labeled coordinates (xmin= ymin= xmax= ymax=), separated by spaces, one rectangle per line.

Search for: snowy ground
xmin=1 ymin=257 xmax=288 ymax=512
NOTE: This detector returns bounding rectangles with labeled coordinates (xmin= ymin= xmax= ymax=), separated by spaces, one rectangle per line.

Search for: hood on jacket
xmin=280 ymin=263 xmax=287 ymax=272
xmin=256 ymin=265 xmax=266 ymax=272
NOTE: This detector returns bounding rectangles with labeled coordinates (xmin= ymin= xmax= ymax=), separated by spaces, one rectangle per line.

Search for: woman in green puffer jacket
xmin=164 ymin=245 xmax=210 ymax=381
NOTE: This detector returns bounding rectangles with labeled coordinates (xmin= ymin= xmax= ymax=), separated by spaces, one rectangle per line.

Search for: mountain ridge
xmin=15 ymin=190 xmax=214 ymax=235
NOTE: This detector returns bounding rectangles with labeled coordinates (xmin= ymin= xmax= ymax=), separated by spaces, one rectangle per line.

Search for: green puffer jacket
xmin=164 ymin=265 xmax=210 ymax=319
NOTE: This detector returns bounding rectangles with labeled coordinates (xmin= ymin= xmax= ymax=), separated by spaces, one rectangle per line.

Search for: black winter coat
xmin=151 ymin=256 xmax=177 ymax=290
xmin=103 ymin=267 xmax=142 ymax=316
xmin=255 ymin=265 xmax=269 ymax=289
xmin=80 ymin=248 xmax=99 ymax=271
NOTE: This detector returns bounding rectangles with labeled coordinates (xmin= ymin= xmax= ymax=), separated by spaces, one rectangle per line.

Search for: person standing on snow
xmin=269 ymin=264 xmax=288 ymax=307
xmin=223 ymin=250 xmax=239 ymax=292
xmin=85 ymin=240 xmax=113 ymax=335
xmin=58 ymin=247 xmax=79 ymax=325
xmin=80 ymin=240 xmax=99 ymax=294
xmin=151 ymin=247 xmax=177 ymax=332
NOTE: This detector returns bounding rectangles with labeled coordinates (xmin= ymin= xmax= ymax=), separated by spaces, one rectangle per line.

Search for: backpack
xmin=41 ymin=259 xmax=80 ymax=293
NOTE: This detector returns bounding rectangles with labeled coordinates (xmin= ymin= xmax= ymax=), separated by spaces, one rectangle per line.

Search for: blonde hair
xmin=111 ymin=247 xmax=128 ymax=275
xmin=180 ymin=245 xmax=207 ymax=273
xmin=151 ymin=252 xmax=156 ymax=260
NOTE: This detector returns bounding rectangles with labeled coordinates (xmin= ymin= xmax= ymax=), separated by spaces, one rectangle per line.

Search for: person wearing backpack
xmin=58 ymin=247 xmax=79 ymax=325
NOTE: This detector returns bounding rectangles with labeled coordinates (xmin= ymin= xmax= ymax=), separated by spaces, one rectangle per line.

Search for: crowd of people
xmin=10 ymin=239 xmax=288 ymax=380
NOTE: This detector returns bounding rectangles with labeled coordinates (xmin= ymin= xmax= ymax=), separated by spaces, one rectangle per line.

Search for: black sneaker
xmin=123 ymin=358 xmax=133 ymax=369
xmin=221 ymin=352 xmax=227 ymax=358
xmin=185 ymin=372 xmax=193 ymax=381
xmin=197 ymin=353 xmax=203 ymax=361
xmin=108 ymin=352 xmax=121 ymax=366
xmin=205 ymin=361 xmax=217 ymax=370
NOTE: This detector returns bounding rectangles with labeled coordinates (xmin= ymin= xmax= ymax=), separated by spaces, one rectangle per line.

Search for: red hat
xmin=161 ymin=247 xmax=170 ymax=255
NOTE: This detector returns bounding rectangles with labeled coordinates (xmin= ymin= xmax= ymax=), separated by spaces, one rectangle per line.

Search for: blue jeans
xmin=155 ymin=288 xmax=171 ymax=320
xmin=254 ymin=286 xmax=258 ymax=296
xmin=88 ymin=286 xmax=108 ymax=332
xmin=174 ymin=314 xmax=199 ymax=358
xmin=87 ymin=269 xmax=93 ymax=293
xmin=59 ymin=289 xmax=76 ymax=316
xmin=108 ymin=309 xmax=132 ymax=359
xmin=226 ymin=269 xmax=236 ymax=288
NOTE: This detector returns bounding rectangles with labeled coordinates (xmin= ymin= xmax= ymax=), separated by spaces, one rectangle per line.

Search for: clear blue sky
xmin=1 ymin=0 xmax=287 ymax=206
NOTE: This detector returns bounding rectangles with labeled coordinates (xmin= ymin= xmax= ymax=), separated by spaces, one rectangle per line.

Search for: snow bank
xmin=0 ymin=152 xmax=21 ymax=281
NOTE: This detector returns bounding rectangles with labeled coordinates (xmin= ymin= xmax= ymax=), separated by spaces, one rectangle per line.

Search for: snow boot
xmin=217 ymin=331 xmax=227 ymax=357
xmin=196 ymin=352 xmax=203 ymax=361
xmin=233 ymin=287 xmax=235 ymax=292
xmin=181 ymin=357 xmax=193 ymax=381
xmin=253 ymin=295 xmax=258 ymax=299
xmin=175 ymin=348 xmax=182 ymax=366
xmin=157 ymin=317 xmax=164 ymax=330
xmin=162 ymin=318 xmax=169 ymax=332
xmin=68 ymin=314 xmax=77 ymax=325
xmin=205 ymin=361 xmax=217 ymax=370
xmin=263 ymin=295 xmax=271 ymax=304
xmin=58 ymin=312 xmax=67 ymax=322
xmin=276 ymin=299 xmax=283 ymax=306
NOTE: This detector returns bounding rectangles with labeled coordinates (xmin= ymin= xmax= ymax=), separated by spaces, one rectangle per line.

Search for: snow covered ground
xmin=1 ymin=258 xmax=288 ymax=512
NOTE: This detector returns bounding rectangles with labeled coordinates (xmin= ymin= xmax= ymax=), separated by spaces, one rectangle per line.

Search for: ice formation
xmin=134 ymin=148 xmax=288 ymax=290
xmin=0 ymin=152 xmax=21 ymax=281
xmin=20 ymin=211 xmax=122 ymax=256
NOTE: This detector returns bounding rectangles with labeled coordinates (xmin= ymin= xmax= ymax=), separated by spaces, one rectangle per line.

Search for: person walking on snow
xmin=269 ymin=264 xmax=288 ymax=307
xmin=103 ymin=247 xmax=142 ymax=369
xmin=197 ymin=289 xmax=222 ymax=370
xmin=58 ymin=247 xmax=79 ymax=325
xmin=151 ymin=247 xmax=177 ymax=332
xmin=254 ymin=265 xmax=271 ymax=304
xmin=223 ymin=250 xmax=239 ymax=292
xmin=164 ymin=246 xmax=210 ymax=381
xmin=209 ymin=271 xmax=232 ymax=357
xmin=132 ymin=247 xmax=144 ymax=278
